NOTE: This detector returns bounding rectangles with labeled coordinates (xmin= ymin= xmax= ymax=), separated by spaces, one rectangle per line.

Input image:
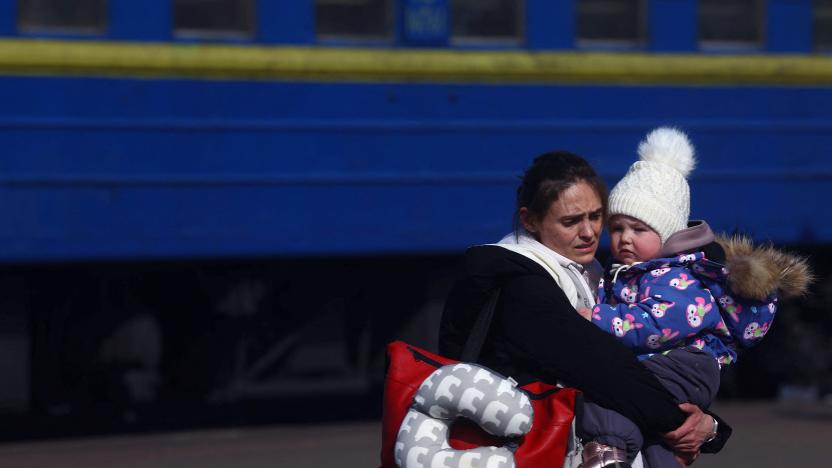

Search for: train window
xmin=699 ymin=0 xmax=764 ymax=49
xmin=816 ymin=0 xmax=832 ymax=49
xmin=451 ymin=0 xmax=522 ymax=44
xmin=316 ymin=0 xmax=393 ymax=40
xmin=173 ymin=0 xmax=255 ymax=38
xmin=18 ymin=0 xmax=106 ymax=34
xmin=577 ymin=0 xmax=646 ymax=47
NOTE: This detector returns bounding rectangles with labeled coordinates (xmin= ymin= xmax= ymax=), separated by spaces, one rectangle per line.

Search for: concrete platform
xmin=0 ymin=400 xmax=828 ymax=467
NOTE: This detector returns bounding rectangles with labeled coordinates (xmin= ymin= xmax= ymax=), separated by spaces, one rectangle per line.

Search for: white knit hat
xmin=608 ymin=127 xmax=696 ymax=243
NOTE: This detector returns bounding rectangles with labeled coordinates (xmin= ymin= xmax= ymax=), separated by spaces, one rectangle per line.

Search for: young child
xmin=577 ymin=127 xmax=812 ymax=468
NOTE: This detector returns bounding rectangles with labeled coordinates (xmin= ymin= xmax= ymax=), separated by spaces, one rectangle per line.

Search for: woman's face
xmin=520 ymin=181 xmax=603 ymax=265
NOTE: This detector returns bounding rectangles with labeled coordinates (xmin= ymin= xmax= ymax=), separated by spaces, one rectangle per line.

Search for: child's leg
xmin=642 ymin=348 xmax=720 ymax=408
xmin=639 ymin=348 xmax=722 ymax=467
xmin=641 ymin=442 xmax=682 ymax=468
xmin=580 ymin=399 xmax=644 ymax=463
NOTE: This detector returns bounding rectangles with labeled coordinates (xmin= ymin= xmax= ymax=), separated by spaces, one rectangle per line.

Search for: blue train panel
xmin=0 ymin=73 xmax=829 ymax=262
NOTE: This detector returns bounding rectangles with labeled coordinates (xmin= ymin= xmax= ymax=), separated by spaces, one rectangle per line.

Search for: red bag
xmin=380 ymin=340 xmax=579 ymax=468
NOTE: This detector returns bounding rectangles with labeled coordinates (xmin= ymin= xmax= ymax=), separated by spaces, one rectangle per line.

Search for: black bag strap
xmin=460 ymin=288 xmax=501 ymax=362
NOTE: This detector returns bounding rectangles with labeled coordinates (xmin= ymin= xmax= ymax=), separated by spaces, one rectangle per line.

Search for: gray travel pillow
xmin=394 ymin=363 xmax=534 ymax=468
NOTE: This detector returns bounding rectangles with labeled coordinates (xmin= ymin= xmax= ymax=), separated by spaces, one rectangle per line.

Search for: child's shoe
xmin=578 ymin=441 xmax=631 ymax=468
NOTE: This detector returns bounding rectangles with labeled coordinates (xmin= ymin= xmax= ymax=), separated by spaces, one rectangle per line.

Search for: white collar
xmin=497 ymin=230 xmax=589 ymax=272
xmin=493 ymin=230 xmax=599 ymax=308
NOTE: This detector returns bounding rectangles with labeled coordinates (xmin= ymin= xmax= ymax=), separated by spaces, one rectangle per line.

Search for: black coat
xmin=440 ymin=245 xmax=730 ymax=450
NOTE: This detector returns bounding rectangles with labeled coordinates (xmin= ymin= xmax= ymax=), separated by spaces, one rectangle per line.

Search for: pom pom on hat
xmin=608 ymin=127 xmax=696 ymax=244
xmin=638 ymin=127 xmax=696 ymax=177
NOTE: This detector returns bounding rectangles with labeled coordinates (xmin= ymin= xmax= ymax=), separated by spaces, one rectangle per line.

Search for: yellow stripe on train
xmin=0 ymin=38 xmax=831 ymax=85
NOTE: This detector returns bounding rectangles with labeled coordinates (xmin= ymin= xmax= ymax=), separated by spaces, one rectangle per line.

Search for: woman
xmin=439 ymin=151 xmax=728 ymax=467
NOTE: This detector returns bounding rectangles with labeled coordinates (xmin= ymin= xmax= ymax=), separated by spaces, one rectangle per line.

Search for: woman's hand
xmin=661 ymin=403 xmax=715 ymax=460
xmin=577 ymin=307 xmax=593 ymax=321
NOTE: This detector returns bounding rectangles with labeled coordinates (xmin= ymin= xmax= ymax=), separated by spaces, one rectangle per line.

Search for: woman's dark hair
xmin=514 ymin=151 xmax=608 ymax=233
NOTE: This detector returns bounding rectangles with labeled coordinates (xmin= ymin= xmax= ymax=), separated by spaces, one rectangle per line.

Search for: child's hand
xmin=577 ymin=307 xmax=593 ymax=321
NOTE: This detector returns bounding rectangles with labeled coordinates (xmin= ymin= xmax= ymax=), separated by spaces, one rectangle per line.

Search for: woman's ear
xmin=519 ymin=207 xmax=537 ymax=233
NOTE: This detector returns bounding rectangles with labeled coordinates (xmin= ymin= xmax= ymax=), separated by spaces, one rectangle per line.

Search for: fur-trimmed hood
xmin=716 ymin=235 xmax=813 ymax=301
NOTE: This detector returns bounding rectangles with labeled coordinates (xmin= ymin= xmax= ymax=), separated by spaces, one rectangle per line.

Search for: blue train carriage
xmin=0 ymin=0 xmax=829 ymax=428
xmin=0 ymin=0 xmax=829 ymax=262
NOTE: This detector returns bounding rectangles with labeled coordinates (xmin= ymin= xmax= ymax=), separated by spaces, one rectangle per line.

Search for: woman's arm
xmin=662 ymin=403 xmax=714 ymax=451
xmin=498 ymin=273 xmax=687 ymax=434
xmin=701 ymin=409 xmax=732 ymax=453
xmin=662 ymin=404 xmax=732 ymax=461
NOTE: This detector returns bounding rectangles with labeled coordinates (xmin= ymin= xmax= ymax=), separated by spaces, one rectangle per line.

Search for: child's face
xmin=608 ymin=214 xmax=662 ymax=264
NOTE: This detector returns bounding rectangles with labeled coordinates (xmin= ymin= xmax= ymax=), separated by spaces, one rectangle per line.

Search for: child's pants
xmin=581 ymin=348 xmax=721 ymax=467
